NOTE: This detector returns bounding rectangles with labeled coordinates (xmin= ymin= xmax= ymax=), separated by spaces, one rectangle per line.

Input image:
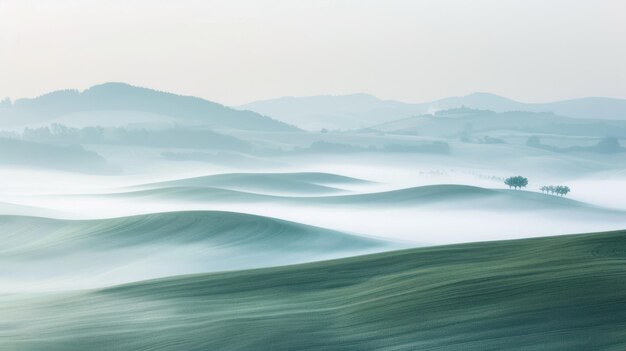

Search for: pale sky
xmin=1 ymin=0 xmax=625 ymax=105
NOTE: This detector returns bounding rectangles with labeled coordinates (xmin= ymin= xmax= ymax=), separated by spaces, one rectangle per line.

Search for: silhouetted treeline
xmin=20 ymin=124 xmax=251 ymax=151
xmin=540 ymin=185 xmax=571 ymax=196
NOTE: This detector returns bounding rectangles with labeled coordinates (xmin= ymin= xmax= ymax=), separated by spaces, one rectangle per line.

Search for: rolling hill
xmin=238 ymin=93 xmax=420 ymax=131
xmin=436 ymin=93 xmax=626 ymax=121
xmin=55 ymin=184 xmax=626 ymax=244
xmin=3 ymin=229 xmax=626 ymax=350
xmin=136 ymin=172 xmax=370 ymax=195
xmin=0 ymin=83 xmax=299 ymax=131
xmin=306 ymin=184 xmax=602 ymax=209
xmin=367 ymin=108 xmax=626 ymax=139
xmin=0 ymin=211 xmax=395 ymax=291
xmin=238 ymin=92 xmax=626 ymax=131
xmin=0 ymin=137 xmax=111 ymax=173
xmin=101 ymin=183 xmax=620 ymax=213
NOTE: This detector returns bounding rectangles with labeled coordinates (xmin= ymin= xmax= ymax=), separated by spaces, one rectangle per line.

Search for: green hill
xmin=109 ymin=184 xmax=616 ymax=213
xmin=3 ymin=229 xmax=626 ymax=350
xmin=311 ymin=184 xmax=609 ymax=210
xmin=137 ymin=172 xmax=369 ymax=195
xmin=367 ymin=108 xmax=626 ymax=139
xmin=0 ymin=211 xmax=394 ymax=291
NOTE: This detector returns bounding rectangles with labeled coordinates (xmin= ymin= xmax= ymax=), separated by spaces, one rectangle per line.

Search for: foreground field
xmin=3 ymin=229 xmax=625 ymax=350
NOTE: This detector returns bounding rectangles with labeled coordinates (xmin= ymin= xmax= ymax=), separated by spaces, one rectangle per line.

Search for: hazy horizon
xmin=2 ymin=82 xmax=625 ymax=107
xmin=2 ymin=0 xmax=625 ymax=105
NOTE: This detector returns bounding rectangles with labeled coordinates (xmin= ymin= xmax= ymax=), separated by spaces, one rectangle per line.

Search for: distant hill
xmin=309 ymin=184 xmax=614 ymax=211
xmin=238 ymin=93 xmax=419 ymax=131
xmin=19 ymin=124 xmax=253 ymax=151
xmin=434 ymin=93 xmax=626 ymax=121
xmin=0 ymin=83 xmax=299 ymax=132
xmin=5 ymin=229 xmax=626 ymax=350
xmin=367 ymin=108 xmax=626 ymax=139
xmin=238 ymin=92 xmax=626 ymax=130
xmin=0 ymin=137 xmax=111 ymax=173
xmin=88 ymin=183 xmax=623 ymax=216
xmin=136 ymin=172 xmax=369 ymax=195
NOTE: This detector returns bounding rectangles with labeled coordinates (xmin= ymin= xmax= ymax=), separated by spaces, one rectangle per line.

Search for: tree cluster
xmin=540 ymin=185 xmax=571 ymax=197
xmin=504 ymin=176 xmax=528 ymax=190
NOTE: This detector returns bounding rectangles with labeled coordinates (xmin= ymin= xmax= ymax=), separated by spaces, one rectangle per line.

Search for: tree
xmin=504 ymin=177 xmax=514 ymax=188
xmin=562 ymin=186 xmax=571 ymax=196
xmin=518 ymin=177 xmax=528 ymax=190
xmin=504 ymin=176 xmax=528 ymax=190
xmin=541 ymin=185 xmax=570 ymax=196
xmin=555 ymin=185 xmax=571 ymax=197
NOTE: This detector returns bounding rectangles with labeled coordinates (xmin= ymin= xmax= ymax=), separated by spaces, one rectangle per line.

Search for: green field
xmin=3 ymin=229 xmax=625 ymax=350
xmin=0 ymin=211 xmax=394 ymax=290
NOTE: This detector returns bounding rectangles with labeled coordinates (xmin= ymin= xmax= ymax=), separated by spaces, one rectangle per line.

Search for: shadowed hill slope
xmin=3 ymin=229 xmax=626 ymax=350
xmin=0 ymin=211 xmax=395 ymax=291
xmin=108 ymin=183 xmax=616 ymax=212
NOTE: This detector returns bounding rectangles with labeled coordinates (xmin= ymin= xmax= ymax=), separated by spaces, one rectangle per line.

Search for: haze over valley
xmin=2 ymin=1 xmax=625 ymax=348
xmin=1 ymin=78 xmax=625 ymax=350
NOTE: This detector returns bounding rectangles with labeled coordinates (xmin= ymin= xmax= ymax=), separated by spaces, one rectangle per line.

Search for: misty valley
xmin=1 ymin=83 xmax=625 ymax=350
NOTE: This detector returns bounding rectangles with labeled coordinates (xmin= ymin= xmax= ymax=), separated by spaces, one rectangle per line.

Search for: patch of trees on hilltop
xmin=540 ymin=185 xmax=571 ymax=197
xmin=504 ymin=175 xmax=571 ymax=197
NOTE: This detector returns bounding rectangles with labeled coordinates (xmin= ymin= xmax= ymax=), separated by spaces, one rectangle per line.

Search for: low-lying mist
xmin=1 ymin=161 xmax=623 ymax=247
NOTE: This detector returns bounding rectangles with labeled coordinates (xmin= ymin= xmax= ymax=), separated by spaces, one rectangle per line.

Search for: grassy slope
xmin=3 ymin=230 xmax=626 ymax=350
xmin=135 ymin=172 xmax=369 ymax=195
xmin=0 ymin=211 xmax=393 ymax=290
xmin=317 ymin=185 xmax=614 ymax=211
xmin=108 ymin=184 xmax=615 ymax=212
